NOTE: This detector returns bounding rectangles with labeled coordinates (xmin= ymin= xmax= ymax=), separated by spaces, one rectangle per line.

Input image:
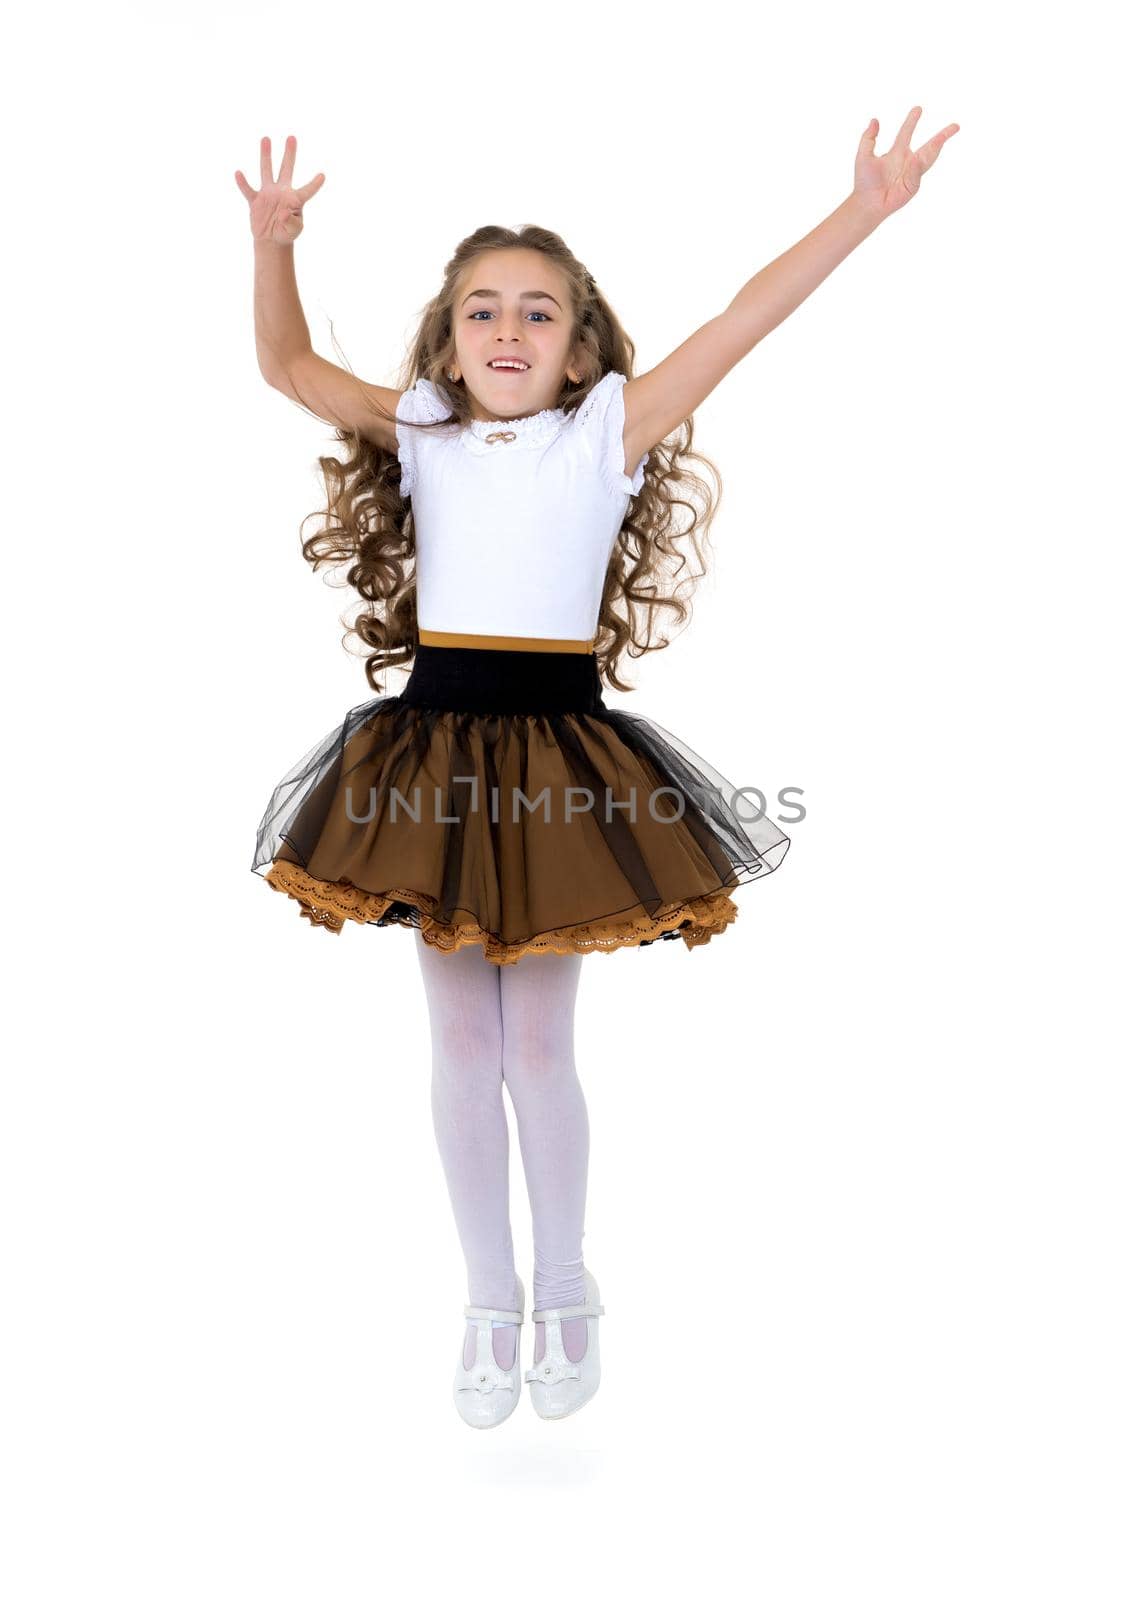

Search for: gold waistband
xmin=417 ymin=629 xmax=596 ymax=655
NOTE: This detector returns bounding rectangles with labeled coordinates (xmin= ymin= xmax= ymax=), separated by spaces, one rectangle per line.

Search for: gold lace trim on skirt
xmin=264 ymin=858 xmax=739 ymax=963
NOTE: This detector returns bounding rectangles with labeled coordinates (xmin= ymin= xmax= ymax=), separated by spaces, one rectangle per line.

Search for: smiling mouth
xmin=487 ymin=361 xmax=530 ymax=372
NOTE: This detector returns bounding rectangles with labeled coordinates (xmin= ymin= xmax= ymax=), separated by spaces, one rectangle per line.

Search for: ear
xmin=567 ymin=341 xmax=589 ymax=386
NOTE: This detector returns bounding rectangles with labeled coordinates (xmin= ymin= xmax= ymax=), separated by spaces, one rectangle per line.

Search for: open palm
xmin=853 ymin=106 xmax=960 ymax=220
xmin=235 ymin=135 xmax=326 ymax=245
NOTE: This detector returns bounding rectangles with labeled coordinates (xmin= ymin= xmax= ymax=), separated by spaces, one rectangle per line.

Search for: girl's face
xmin=452 ymin=249 xmax=580 ymax=421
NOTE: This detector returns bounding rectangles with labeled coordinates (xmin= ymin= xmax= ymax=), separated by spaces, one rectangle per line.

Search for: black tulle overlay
xmin=251 ymin=645 xmax=790 ymax=961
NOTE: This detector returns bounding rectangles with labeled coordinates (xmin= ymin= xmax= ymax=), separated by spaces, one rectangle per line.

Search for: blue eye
xmin=469 ymin=310 xmax=551 ymax=322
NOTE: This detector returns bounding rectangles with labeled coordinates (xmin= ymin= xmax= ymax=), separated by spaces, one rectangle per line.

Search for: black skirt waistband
xmin=399 ymin=644 xmax=605 ymax=716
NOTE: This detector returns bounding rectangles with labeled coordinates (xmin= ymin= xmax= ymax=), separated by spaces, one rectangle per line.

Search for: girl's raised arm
xmin=621 ymin=107 xmax=959 ymax=470
xmin=235 ymin=136 xmax=401 ymax=452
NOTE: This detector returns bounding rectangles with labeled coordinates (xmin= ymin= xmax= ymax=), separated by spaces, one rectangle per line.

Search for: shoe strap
xmin=464 ymin=1304 xmax=524 ymax=1324
xmin=531 ymin=1300 xmax=605 ymax=1322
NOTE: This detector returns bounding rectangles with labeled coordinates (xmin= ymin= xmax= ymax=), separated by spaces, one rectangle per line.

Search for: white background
xmin=4 ymin=0 xmax=1139 ymax=1595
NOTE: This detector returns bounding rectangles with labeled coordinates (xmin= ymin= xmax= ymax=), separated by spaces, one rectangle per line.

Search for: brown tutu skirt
xmin=251 ymin=639 xmax=790 ymax=963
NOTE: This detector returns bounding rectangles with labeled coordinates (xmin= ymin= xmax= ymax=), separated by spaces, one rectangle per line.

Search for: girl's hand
xmin=852 ymin=107 xmax=960 ymax=222
xmin=234 ymin=135 xmax=326 ymax=245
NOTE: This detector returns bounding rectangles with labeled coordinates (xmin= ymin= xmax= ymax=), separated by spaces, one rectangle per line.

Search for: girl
xmin=236 ymin=110 xmax=959 ymax=1429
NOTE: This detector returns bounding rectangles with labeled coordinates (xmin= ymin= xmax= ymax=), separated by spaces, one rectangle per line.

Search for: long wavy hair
xmin=282 ymin=224 xmax=723 ymax=694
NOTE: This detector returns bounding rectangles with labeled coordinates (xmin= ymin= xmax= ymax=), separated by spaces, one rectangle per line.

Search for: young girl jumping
xmin=236 ymin=109 xmax=959 ymax=1429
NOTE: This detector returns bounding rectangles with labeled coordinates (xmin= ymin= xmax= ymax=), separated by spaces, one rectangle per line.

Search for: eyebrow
xmin=460 ymin=288 xmax=563 ymax=310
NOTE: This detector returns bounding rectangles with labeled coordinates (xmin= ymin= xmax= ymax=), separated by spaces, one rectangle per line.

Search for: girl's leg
xmin=415 ymin=937 xmax=518 ymax=1372
xmin=499 ymin=951 xmax=590 ymax=1365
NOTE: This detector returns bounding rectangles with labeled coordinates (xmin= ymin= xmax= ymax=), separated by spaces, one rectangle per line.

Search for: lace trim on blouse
xmin=395 ymin=372 xmax=649 ymax=500
xmin=395 ymin=380 xmax=456 ymax=499
xmin=465 ymin=405 xmax=568 ymax=441
xmin=575 ymin=371 xmax=649 ymax=499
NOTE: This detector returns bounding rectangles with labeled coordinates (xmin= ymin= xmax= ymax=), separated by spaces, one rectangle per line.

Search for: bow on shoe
xmin=525 ymin=1356 xmax=582 ymax=1386
xmin=456 ymin=1364 xmax=516 ymax=1394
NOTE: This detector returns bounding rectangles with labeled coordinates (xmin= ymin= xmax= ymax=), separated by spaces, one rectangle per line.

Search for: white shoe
xmin=453 ymin=1273 xmax=526 ymax=1430
xmin=524 ymin=1270 xmax=605 ymax=1420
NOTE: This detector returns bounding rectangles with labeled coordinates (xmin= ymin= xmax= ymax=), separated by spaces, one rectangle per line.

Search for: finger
xmin=915 ymin=124 xmax=960 ymax=173
xmin=235 ymin=170 xmax=257 ymax=201
xmin=890 ymin=105 xmax=923 ymax=156
xmin=259 ymin=135 xmax=273 ymax=187
xmin=857 ymin=116 xmax=879 ymax=160
xmin=279 ymin=133 xmax=297 ymax=188
xmin=296 ymin=171 xmax=326 ymax=204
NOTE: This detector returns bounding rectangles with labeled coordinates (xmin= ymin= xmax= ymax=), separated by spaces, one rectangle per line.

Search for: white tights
xmin=415 ymin=938 xmax=590 ymax=1373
